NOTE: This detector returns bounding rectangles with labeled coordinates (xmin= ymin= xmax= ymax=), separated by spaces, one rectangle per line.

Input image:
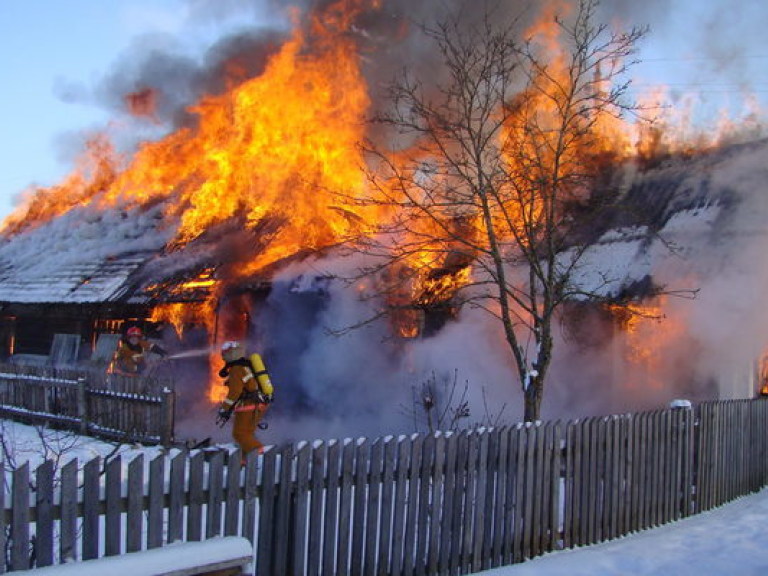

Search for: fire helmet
xmin=126 ymin=327 xmax=143 ymax=338
xmin=221 ymin=340 xmax=245 ymax=362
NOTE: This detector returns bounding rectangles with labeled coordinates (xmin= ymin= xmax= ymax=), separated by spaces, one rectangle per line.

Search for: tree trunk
xmin=523 ymin=378 xmax=543 ymax=422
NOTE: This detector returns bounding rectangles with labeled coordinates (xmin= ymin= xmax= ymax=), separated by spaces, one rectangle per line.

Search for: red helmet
xmin=126 ymin=327 xmax=143 ymax=338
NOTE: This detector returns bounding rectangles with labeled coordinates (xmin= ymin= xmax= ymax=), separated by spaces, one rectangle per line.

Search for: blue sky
xmin=0 ymin=0 xmax=766 ymax=224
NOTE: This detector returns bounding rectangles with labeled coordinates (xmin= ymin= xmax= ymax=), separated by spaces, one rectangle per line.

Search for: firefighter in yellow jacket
xmin=217 ymin=341 xmax=272 ymax=456
xmin=114 ymin=326 xmax=167 ymax=375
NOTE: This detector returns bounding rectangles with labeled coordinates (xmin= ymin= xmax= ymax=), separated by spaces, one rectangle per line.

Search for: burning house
xmin=1 ymin=0 xmax=767 ymax=439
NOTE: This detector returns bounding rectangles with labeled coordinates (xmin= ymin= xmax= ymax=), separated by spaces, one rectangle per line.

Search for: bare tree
xmin=360 ymin=0 xmax=648 ymax=421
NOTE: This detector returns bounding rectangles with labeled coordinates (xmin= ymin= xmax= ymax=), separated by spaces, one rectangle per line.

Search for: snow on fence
xmin=0 ymin=363 xmax=175 ymax=446
xmin=2 ymin=399 xmax=768 ymax=575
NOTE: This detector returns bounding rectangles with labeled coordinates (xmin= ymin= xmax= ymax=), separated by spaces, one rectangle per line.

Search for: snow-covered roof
xmin=0 ymin=203 xmax=173 ymax=304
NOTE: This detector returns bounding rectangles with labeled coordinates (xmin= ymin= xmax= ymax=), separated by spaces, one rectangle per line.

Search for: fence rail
xmin=0 ymin=363 xmax=174 ymax=446
xmin=2 ymin=399 xmax=768 ymax=575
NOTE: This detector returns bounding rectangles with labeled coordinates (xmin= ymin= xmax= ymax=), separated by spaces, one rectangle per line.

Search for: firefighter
xmin=217 ymin=341 xmax=272 ymax=457
xmin=113 ymin=326 xmax=167 ymax=375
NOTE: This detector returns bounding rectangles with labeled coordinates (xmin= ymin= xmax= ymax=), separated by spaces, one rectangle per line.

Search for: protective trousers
xmin=232 ymin=407 xmax=265 ymax=456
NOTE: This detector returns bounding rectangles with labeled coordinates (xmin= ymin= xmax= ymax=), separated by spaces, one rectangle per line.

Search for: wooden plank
xmin=148 ymin=454 xmax=165 ymax=549
xmin=11 ymin=463 xmax=30 ymax=571
xmin=584 ymin=418 xmax=598 ymax=545
xmin=293 ymin=442 xmax=312 ymax=576
xmin=242 ymin=448 xmax=261 ymax=545
xmin=337 ymin=440 xmax=355 ymax=576
xmin=563 ymin=421 xmax=581 ymax=548
xmin=521 ymin=423 xmax=536 ymax=559
xmin=273 ymin=444 xmax=295 ymax=576
xmin=127 ymin=454 xmax=145 ymax=552
xmin=439 ymin=431 xmax=459 ymax=575
xmin=549 ymin=422 xmax=562 ymax=553
xmin=391 ymin=436 xmax=411 ymax=576
xmin=224 ymin=450 xmax=242 ymax=537
xmin=512 ymin=426 xmax=527 ymax=563
xmin=662 ymin=410 xmax=673 ymax=524
xmin=637 ymin=412 xmax=649 ymax=530
xmin=427 ymin=433 xmax=446 ymax=574
xmin=530 ymin=423 xmax=545 ymax=556
xmin=364 ymin=439 xmax=383 ymax=576
xmin=471 ymin=429 xmax=490 ymax=571
xmin=479 ymin=429 xmax=495 ymax=570
xmin=379 ymin=436 xmax=397 ymax=576
xmin=322 ymin=441 xmax=341 ymax=576
xmin=579 ymin=418 xmax=596 ymax=545
xmin=351 ymin=438 xmax=370 ymax=576
xmin=34 ymin=460 xmax=55 ymax=567
xmin=256 ymin=447 xmax=277 ymax=576
xmin=168 ymin=452 xmax=186 ymax=543
xmin=0 ymin=454 xmax=5 ymax=575
xmin=491 ymin=427 xmax=509 ymax=567
xmin=187 ymin=451 xmax=205 ymax=542
xmin=402 ymin=435 xmax=422 ymax=576
xmin=623 ymin=414 xmax=635 ymax=535
xmin=415 ymin=434 xmax=434 ymax=576
xmin=82 ymin=457 xmax=101 ymax=560
xmin=461 ymin=431 xmax=479 ymax=572
xmin=309 ymin=442 xmax=327 ymax=576
xmin=587 ymin=418 xmax=605 ymax=544
xmin=105 ymin=456 xmax=122 ymax=555
xmin=59 ymin=458 xmax=78 ymax=562
xmin=206 ymin=450 xmax=225 ymax=539
xmin=610 ymin=417 xmax=622 ymax=540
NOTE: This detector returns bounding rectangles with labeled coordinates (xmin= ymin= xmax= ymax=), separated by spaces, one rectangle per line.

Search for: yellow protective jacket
xmin=114 ymin=339 xmax=157 ymax=375
xmin=221 ymin=361 xmax=259 ymax=413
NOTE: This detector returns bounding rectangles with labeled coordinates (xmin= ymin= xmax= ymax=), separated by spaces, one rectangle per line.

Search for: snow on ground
xmin=4 ymin=419 xmax=768 ymax=575
xmin=475 ymin=489 xmax=768 ymax=576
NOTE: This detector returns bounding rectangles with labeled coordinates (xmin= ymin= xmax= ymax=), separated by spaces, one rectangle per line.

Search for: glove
xmin=215 ymin=407 xmax=231 ymax=427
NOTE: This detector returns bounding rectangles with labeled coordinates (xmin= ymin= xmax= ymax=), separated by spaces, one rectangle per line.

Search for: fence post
xmin=161 ymin=387 xmax=175 ymax=448
xmin=77 ymin=377 xmax=88 ymax=435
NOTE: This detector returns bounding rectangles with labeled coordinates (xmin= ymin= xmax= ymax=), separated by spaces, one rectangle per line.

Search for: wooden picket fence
xmin=0 ymin=363 xmax=175 ymax=446
xmin=2 ymin=399 xmax=768 ymax=575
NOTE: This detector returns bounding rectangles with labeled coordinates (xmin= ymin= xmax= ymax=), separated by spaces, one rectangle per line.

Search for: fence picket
xmin=492 ymin=427 xmax=509 ymax=567
xmin=402 ymin=435 xmax=422 ymax=576
xmin=256 ymin=447 xmax=277 ymax=576
xmin=309 ymin=442 xmax=327 ymax=576
xmin=82 ymin=457 xmax=101 ymax=560
xmin=293 ymin=442 xmax=311 ymax=576
xmin=187 ymin=451 xmax=205 ymax=542
xmin=439 ymin=432 xmax=458 ymax=574
xmin=322 ymin=440 xmax=341 ymax=576
xmin=224 ymin=450 xmax=242 ymax=537
xmin=59 ymin=458 xmax=78 ymax=563
xmin=11 ymin=463 xmax=30 ymax=571
xmin=416 ymin=434 xmax=434 ymax=576
xmin=337 ymin=439 xmax=355 ymax=576
xmin=127 ymin=454 xmax=144 ymax=552
xmin=206 ymin=450 xmax=225 ymax=539
xmin=273 ymin=444 xmax=294 ymax=576
xmin=351 ymin=438 xmax=370 ymax=576
xmin=34 ymin=460 xmax=54 ymax=567
xmin=364 ymin=439 xmax=383 ymax=576
xmin=380 ymin=436 xmax=397 ymax=576
xmin=168 ymin=451 xmax=186 ymax=543
xmin=0 ymin=456 xmax=5 ymax=575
